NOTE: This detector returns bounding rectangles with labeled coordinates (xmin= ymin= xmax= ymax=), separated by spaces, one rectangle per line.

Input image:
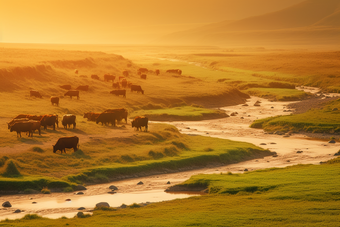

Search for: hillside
xmin=155 ymin=0 xmax=340 ymax=46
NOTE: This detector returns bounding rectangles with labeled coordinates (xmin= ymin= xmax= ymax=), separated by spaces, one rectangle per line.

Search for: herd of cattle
xmin=14 ymin=67 xmax=183 ymax=153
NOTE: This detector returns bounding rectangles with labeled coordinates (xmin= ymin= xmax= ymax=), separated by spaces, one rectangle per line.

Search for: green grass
xmin=251 ymin=98 xmax=340 ymax=133
xmin=2 ymin=159 xmax=340 ymax=226
xmin=130 ymin=105 xmax=228 ymax=121
xmin=244 ymin=88 xmax=309 ymax=101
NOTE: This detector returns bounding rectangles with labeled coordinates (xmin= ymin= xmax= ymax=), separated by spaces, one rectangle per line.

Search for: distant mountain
xmin=155 ymin=0 xmax=340 ymax=46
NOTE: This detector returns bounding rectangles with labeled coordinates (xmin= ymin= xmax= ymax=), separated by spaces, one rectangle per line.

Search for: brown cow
xmin=155 ymin=69 xmax=160 ymax=75
xmin=7 ymin=118 xmax=29 ymax=129
xmin=137 ymin=68 xmax=148 ymax=75
xmin=132 ymin=116 xmax=148 ymax=132
xmin=104 ymin=74 xmax=115 ymax=82
xmin=131 ymin=85 xmax=144 ymax=94
xmin=140 ymin=74 xmax=147 ymax=80
xmin=30 ymin=91 xmax=42 ymax=98
xmin=53 ymin=136 xmax=79 ymax=153
xmin=59 ymin=85 xmax=71 ymax=90
xmin=121 ymin=79 xmax=127 ymax=88
xmin=62 ymin=114 xmax=76 ymax=129
xmin=64 ymin=90 xmax=79 ymax=99
xmin=10 ymin=121 xmax=35 ymax=137
xmin=91 ymin=74 xmax=100 ymax=80
xmin=112 ymin=82 xmax=120 ymax=89
xmin=166 ymin=69 xmax=182 ymax=75
xmin=122 ymin=70 xmax=129 ymax=77
xmin=83 ymin=112 xmax=101 ymax=121
xmin=76 ymin=85 xmax=89 ymax=91
xmin=110 ymin=90 xmax=126 ymax=98
xmin=96 ymin=112 xmax=118 ymax=126
xmin=41 ymin=114 xmax=58 ymax=130
xmin=103 ymin=108 xmax=128 ymax=123
xmin=51 ymin=96 xmax=59 ymax=106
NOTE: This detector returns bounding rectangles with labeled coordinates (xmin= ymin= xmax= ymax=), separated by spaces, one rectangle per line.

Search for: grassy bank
xmin=250 ymin=98 xmax=340 ymax=133
xmin=2 ymin=159 xmax=340 ymax=226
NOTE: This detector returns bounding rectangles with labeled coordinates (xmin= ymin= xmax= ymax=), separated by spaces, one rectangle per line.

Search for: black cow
xmin=62 ymin=114 xmax=76 ymax=129
xmin=64 ymin=90 xmax=79 ymax=99
xmin=60 ymin=85 xmax=72 ymax=90
xmin=76 ymin=85 xmax=89 ymax=91
xmin=96 ymin=112 xmax=118 ymax=126
xmin=140 ymin=74 xmax=147 ymax=80
xmin=104 ymin=74 xmax=115 ymax=82
xmin=53 ymin=136 xmax=79 ymax=153
xmin=131 ymin=85 xmax=144 ymax=94
xmin=30 ymin=90 xmax=42 ymax=98
xmin=50 ymin=96 xmax=59 ymax=106
xmin=132 ymin=116 xmax=148 ymax=132
xmin=41 ymin=114 xmax=58 ymax=130
xmin=110 ymin=90 xmax=126 ymax=98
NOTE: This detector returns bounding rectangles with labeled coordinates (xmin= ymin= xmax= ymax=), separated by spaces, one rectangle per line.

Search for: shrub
xmin=22 ymin=214 xmax=42 ymax=220
xmin=63 ymin=187 xmax=74 ymax=192
xmin=128 ymin=203 xmax=141 ymax=208
xmin=23 ymin=188 xmax=38 ymax=194
xmin=2 ymin=160 xmax=21 ymax=177
xmin=32 ymin=147 xmax=44 ymax=153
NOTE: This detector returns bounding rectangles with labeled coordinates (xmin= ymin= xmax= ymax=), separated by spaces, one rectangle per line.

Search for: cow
xmin=91 ymin=74 xmax=100 ymax=80
xmin=112 ymin=82 xmax=120 ymax=89
xmin=28 ymin=120 xmax=41 ymax=136
xmin=59 ymin=85 xmax=71 ymax=90
xmin=76 ymin=85 xmax=89 ymax=91
xmin=110 ymin=90 xmax=126 ymax=98
xmin=104 ymin=74 xmax=115 ymax=82
xmin=62 ymin=114 xmax=76 ymax=129
xmin=118 ymin=76 xmax=125 ymax=81
xmin=122 ymin=70 xmax=129 ymax=77
xmin=103 ymin=108 xmax=128 ymax=123
xmin=30 ymin=91 xmax=42 ymax=98
xmin=140 ymin=74 xmax=147 ymax=80
xmin=137 ymin=68 xmax=148 ymax=75
xmin=53 ymin=136 xmax=79 ymax=153
xmin=121 ymin=79 xmax=127 ymax=88
xmin=131 ymin=85 xmax=144 ymax=94
xmin=96 ymin=112 xmax=118 ymax=126
xmin=64 ymin=90 xmax=79 ymax=99
xmin=8 ymin=115 xmax=43 ymax=129
xmin=41 ymin=114 xmax=58 ymax=130
xmin=7 ymin=118 xmax=29 ymax=129
xmin=132 ymin=116 xmax=148 ymax=132
xmin=50 ymin=96 xmax=59 ymax=106
xmin=13 ymin=114 xmax=30 ymax=119
xmin=166 ymin=69 xmax=182 ymax=75
xmin=10 ymin=121 xmax=35 ymax=137
xmin=75 ymin=69 xmax=78 ymax=74
xmin=155 ymin=69 xmax=160 ymax=75
xmin=83 ymin=112 xmax=101 ymax=121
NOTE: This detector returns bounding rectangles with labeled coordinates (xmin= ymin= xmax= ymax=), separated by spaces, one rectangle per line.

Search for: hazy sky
xmin=0 ymin=0 xmax=305 ymax=44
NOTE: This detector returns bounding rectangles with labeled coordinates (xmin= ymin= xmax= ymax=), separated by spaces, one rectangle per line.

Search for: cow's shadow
xmin=17 ymin=137 xmax=44 ymax=145
xmin=60 ymin=128 xmax=88 ymax=135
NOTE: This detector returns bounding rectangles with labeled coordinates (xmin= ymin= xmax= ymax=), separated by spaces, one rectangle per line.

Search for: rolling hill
xmin=155 ymin=0 xmax=340 ymax=47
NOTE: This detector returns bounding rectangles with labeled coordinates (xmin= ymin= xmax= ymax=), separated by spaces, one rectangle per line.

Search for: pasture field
xmin=2 ymin=159 xmax=340 ymax=226
xmin=251 ymin=98 xmax=340 ymax=133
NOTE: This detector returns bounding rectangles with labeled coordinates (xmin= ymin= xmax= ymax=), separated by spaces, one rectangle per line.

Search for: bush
xmin=63 ymin=187 xmax=74 ymax=192
xmin=23 ymin=188 xmax=39 ymax=194
xmin=2 ymin=160 xmax=21 ymax=177
xmin=128 ymin=203 xmax=141 ymax=208
xmin=32 ymin=147 xmax=44 ymax=153
xmin=22 ymin=214 xmax=42 ymax=220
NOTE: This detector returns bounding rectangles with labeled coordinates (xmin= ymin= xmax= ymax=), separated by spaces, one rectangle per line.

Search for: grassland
xmin=2 ymin=158 xmax=340 ymax=226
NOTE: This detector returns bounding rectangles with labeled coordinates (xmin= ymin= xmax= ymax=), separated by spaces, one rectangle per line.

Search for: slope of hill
xmin=155 ymin=0 xmax=340 ymax=47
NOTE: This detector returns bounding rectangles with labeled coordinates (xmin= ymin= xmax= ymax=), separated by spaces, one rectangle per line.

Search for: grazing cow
xmin=96 ymin=112 xmax=118 ymax=126
xmin=83 ymin=112 xmax=101 ymax=121
xmin=30 ymin=90 xmax=42 ymax=98
xmin=137 ymin=68 xmax=148 ymax=75
xmin=110 ymin=90 xmax=126 ymax=98
xmin=155 ymin=69 xmax=160 ymax=75
xmin=112 ymin=82 xmax=120 ymax=89
xmin=50 ymin=96 xmax=59 ymax=106
xmin=59 ymin=85 xmax=72 ymax=90
xmin=166 ymin=69 xmax=182 ymax=75
xmin=41 ymin=114 xmax=58 ymax=130
xmin=132 ymin=116 xmax=148 ymax=132
xmin=76 ymin=85 xmax=89 ymax=91
xmin=131 ymin=85 xmax=144 ymax=94
xmin=64 ymin=90 xmax=79 ymax=99
xmin=103 ymin=108 xmax=128 ymax=123
xmin=10 ymin=121 xmax=35 ymax=137
xmin=140 ymin=74 xmax=147 ymax=80
xmin=104 ymin=74 xmax=115 ymax=82
xmin=121 ymin=79 xmax=127 ymax=88
xmin=53 ymin=136 xmax=79 ymax=153
xmin=122 ymin=70 xmax=129 ymax=77
xmin=91 ymin=74 xmax=100 ymax=80
xmin=62 ymin=114 xmax=76 ymax=129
